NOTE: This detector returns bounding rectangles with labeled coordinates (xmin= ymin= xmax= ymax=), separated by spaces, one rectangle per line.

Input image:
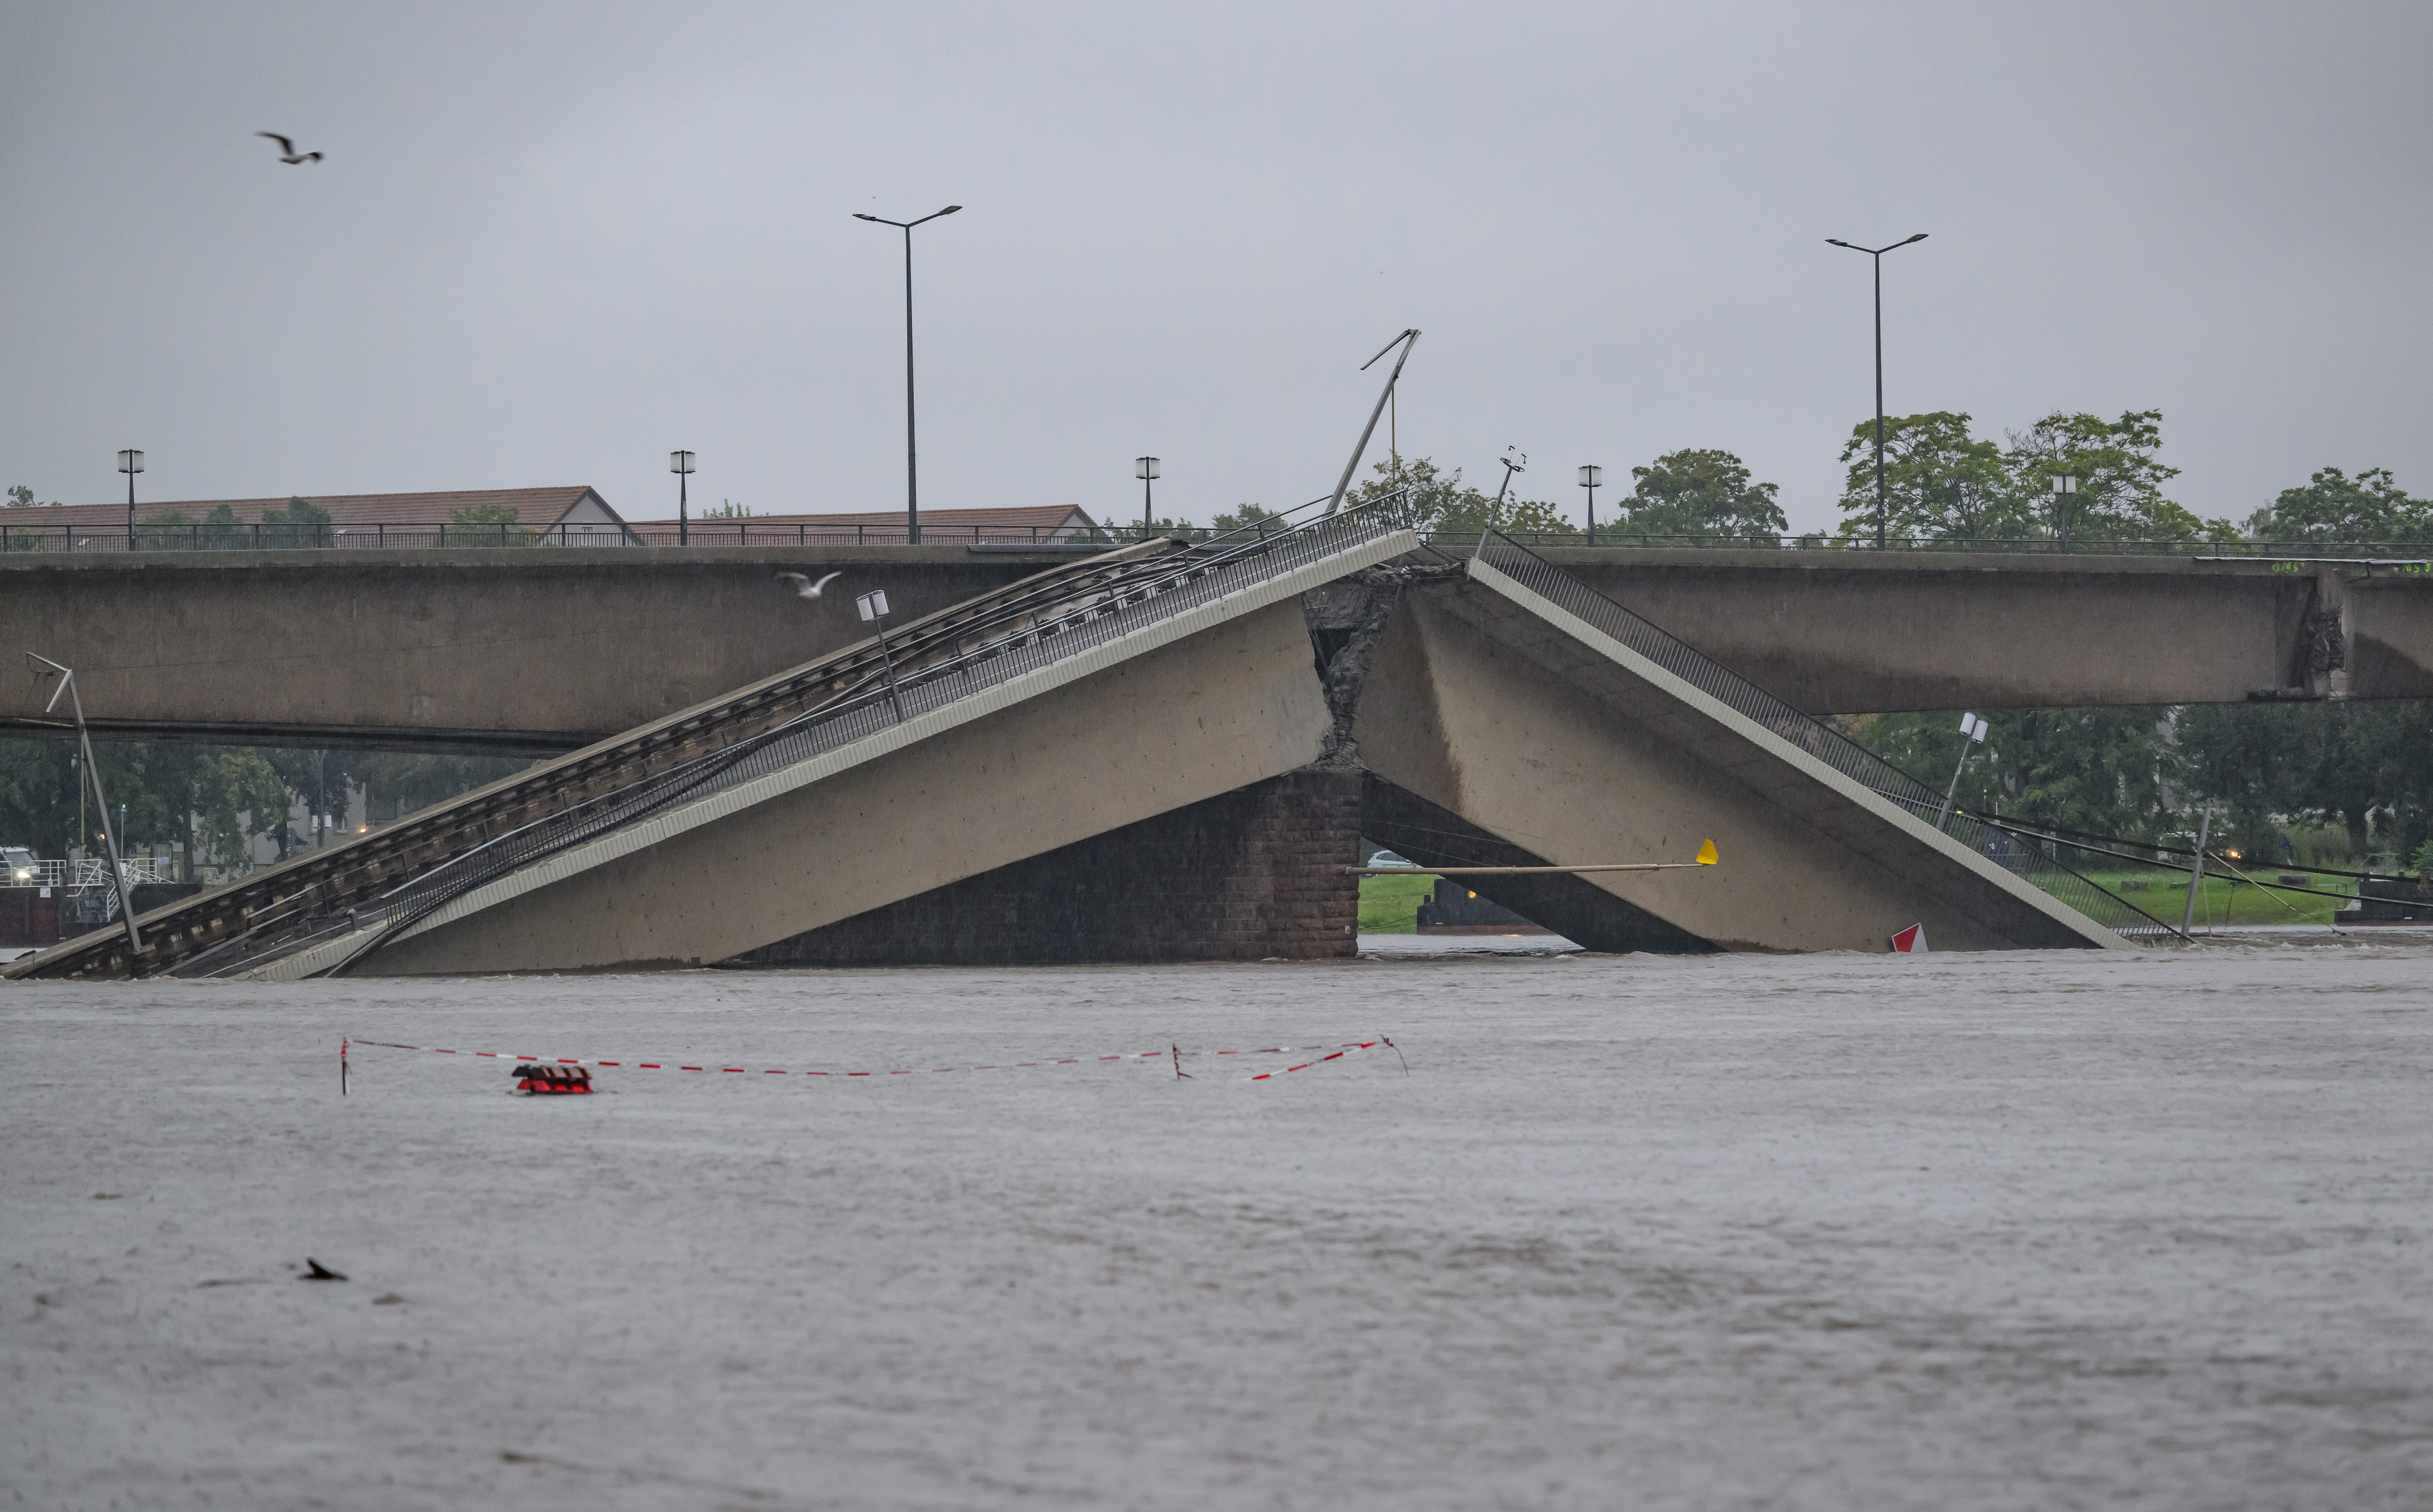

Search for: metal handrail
xmin=7 ymin=514 xmax=2413 ymax=558
xmin=1470 ymin=530 xmax=2178 ymax=942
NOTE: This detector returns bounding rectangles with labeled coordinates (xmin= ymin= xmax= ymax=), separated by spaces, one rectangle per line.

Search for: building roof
xmin=0 ymin=486 xmax=624 ymax=534
xmin=626 ymin=504 xmax=1095 ymax=531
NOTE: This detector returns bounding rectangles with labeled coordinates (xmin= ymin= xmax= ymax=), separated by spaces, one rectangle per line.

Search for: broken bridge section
xmin=1350 ymin=533 xmax=2171 ymax=953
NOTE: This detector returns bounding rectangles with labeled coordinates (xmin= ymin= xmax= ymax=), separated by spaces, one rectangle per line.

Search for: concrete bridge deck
xmin=3 ymin=542 xmax=2424 ymax=755
xmin=8 ymin=518 xmax=2157 ymax=981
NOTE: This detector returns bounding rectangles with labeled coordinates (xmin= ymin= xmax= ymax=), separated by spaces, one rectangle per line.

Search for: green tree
xmin=700 ymin=499 xmax=753 ymax=520
xmin=1619 ymin=449 xmax=1789 ymax=539
xmin=1839 ymin=706 xmax=2177 ymax=841
xmin=260 ymin=496 xmax=335 ymax=548
xmin=446 ymin=502 xmax=535 ymax=547
xmin=2176 ymin=700 xmax=2433 ymax=863
xmin=1347 ymin=456 xmax=1571 ymax=537
xmin=1835 ymin=412 xmax=2035 ymax=542
xmin=2004 ymin=409 xmax=2210 ymax=543
xmin=2249 ymin=466 xmax=2431 ymax=545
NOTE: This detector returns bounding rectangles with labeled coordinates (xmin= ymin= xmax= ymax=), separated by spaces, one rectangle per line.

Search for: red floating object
xmin=513 ymin=1063 xmax=593 ymax=1095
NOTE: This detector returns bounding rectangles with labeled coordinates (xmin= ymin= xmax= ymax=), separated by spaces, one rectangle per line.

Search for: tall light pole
xmin=853 ymin=204 xmax=962 ymax=544
xmin=1135 ymin=456 xmax=1160 ymax=537
xmin=117 ymin=449 xmax=144 ymax=542
xmin=1578 ymin=465 xmax=1603 ymax=547
xmin=1824 ymin=233 xmax=1927 ymax=549
xmin=669 ymin=450 xmax=695 ymax=547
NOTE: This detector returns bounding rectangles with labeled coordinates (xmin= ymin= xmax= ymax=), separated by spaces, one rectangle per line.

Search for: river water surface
xmin=5 ymin=938 xmax=2429 ymax=1509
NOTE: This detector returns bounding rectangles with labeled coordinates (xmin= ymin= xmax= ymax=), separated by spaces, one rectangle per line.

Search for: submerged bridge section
xmin=8 ymin=516 xmax=2172 ymax=981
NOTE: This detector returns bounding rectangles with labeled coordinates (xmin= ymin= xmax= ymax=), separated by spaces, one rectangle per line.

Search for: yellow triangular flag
xmin=1695 ymin=839 xmax=1719 ymax=866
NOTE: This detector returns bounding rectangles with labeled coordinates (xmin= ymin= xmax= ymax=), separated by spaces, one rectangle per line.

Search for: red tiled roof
xmin=1 ymin=487 xmax=620 ymax=532
xmin=624 ymin=505 xmax=1096 ymax=531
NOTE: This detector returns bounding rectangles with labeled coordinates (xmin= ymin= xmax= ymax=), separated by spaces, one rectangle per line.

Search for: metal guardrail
xmin=1 ymin=520 xmax=1230 ymax=552
xmin=10 ymin=515 xmax=2422 ymax=558
xmin=1469 ymin=530 xmax=2179 ymax=943
xmin=2 ymin=857 xmax=171 ymax=888
xmin=1423 ymin=529 xmax=2433 ymax=558
xmin=150 ymin=492 xmax=1424 ymax=979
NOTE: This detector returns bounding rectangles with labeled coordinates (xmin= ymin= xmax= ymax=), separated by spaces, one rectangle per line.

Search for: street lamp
xmin=1578 ymin=464 xmax=1603 ymax=547
xmin=117 ymin=449 xmax=144 ymax=541
xmin=1824 ymin=233 xmax=1928 ymax=549
xmin=2052 ymin=470 xmax=2079 ymax=549
xmin=1135 ymin=456 xmax=1160 ymax=537
xmin=669 ymin=450 xmax=696 ymax=547
xmin=853 ymin=204 xmax=963 ymax=544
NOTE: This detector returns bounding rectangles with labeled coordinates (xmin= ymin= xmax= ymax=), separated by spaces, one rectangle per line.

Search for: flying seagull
xmin=776 ymin=571 xmax=842 ymax=599
xmin=257 ymin=132 xmax=323 ymax=164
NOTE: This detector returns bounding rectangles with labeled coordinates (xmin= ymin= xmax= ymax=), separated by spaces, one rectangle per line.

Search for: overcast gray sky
xmin=5 ymin=1 xmax=2428 ymax=534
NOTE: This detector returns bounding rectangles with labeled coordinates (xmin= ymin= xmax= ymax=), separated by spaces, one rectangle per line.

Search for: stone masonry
xmin=728 ymin=770 xmax=1362 ymax=967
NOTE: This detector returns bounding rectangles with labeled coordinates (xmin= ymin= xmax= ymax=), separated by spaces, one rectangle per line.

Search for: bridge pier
xmin=730 ymin=770 xmax=1360 ymax=967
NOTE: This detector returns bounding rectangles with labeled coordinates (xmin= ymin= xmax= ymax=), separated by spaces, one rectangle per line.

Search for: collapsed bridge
xmin=6 ymin=499 xmax=2170 ymax=981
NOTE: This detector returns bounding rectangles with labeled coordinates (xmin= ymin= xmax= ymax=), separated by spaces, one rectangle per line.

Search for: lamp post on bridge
xmin=2052 ymin=470 xmax=2079 ymax=549
xmin=117 ymin=449 xmax=144 ymax=543
xmin=1824 ymin=233 xmax=1928 ymax=550
xmin=1578 ymin=465 xmax=1602 ymax=547
xmin=853 ymin=204 xmax=963 ymax=545
xmin=670 ymin=450 xmax=695 ymax=547
xmin=1135 ymin=455 xmax=1160 ymax=538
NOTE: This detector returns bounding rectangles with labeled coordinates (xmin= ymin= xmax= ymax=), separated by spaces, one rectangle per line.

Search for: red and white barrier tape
xmin=343 ymin=1036 xmax=1396 ymax=1084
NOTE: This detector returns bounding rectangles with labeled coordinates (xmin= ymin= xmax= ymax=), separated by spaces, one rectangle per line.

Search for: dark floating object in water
xmin=514 ymin=1063 xmax=593 ymax=1095
xmin=302 ymin=1258 xmax=347 ymax=1282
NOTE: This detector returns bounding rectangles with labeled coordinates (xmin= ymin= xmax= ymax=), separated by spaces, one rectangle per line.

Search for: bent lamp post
xmin=25 ymin=653 xmax=143 ymax=962
xmin=1936 ymin=711 xmax=1989 ymax=831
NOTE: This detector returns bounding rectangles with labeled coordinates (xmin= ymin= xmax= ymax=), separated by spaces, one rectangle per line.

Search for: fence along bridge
xmin=6 ymin=501 xmax=2170 ymax=982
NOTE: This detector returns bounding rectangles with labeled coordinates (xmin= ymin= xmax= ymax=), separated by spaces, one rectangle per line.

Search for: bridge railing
xmin=0 ymin=519 xmax=1332 ymax=553
xmin=11 ymin=514 xmax=2420 ymax=558
xmin=164 ymin=491 xmax=1423 ymax=979
xmin=1470 ymin=530 xmax=2179 ymax=943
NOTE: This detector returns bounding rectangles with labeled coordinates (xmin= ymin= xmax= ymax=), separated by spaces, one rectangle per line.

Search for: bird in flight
xmin=776 ymin=571 xmax=842 ymax=599
xmin=256 ymin=132 xmax=323 ymax=164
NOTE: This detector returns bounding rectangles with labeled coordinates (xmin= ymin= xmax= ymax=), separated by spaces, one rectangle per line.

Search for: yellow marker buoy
xmin=1695 ymin=839 xmax=1719 ymax=865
